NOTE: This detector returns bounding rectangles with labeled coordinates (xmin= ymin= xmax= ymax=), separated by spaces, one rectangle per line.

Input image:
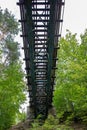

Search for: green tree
xmin=0 ymin=8 xmax=26 ymax=129
xmin=0 ymin=8 xmax=20 ymax=65
xmin=53 ymin=30 xmax=87 ymax=123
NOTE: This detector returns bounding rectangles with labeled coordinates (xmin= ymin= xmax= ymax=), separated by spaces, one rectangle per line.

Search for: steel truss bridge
xmin=17 ymin=0 xmax=65 ymax=119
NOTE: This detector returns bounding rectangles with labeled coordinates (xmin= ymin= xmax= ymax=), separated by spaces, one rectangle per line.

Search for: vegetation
xmin=29 ymin=115 xmax=74 ymax=130
xmin=53 ymin=30 xmax=87 ymax=124
xmin=0 ymin=8 xmax=26 ymax=129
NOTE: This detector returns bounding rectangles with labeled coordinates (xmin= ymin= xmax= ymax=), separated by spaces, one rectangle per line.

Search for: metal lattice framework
xmin=17 ymin=0 xmax=65 ymax=119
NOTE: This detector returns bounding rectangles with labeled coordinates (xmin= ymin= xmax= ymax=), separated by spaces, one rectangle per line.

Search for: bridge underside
xmin=17 ymin=0 xmax=65 ymax=119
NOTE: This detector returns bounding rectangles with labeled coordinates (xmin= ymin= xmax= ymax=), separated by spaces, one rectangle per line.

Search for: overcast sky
xmin=0 ymin=0 xmax=87 ymax=38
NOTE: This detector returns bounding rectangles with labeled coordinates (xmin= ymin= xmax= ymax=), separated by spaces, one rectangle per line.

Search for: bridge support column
xmin=48 ymin=106 xmax=56 ymax=117
xmin=27 ymin=106 xmax=34 ymax=120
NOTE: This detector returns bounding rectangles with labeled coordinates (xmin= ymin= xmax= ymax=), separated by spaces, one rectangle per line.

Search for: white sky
xmin=63 ymin=0 xmax=87 ymax=37
xmin=0 ymin=0 xmax=87 ymax=37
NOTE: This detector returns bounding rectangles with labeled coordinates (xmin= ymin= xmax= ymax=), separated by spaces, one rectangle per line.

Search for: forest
xmin=0 ymin=8 xmax=87 ymax=130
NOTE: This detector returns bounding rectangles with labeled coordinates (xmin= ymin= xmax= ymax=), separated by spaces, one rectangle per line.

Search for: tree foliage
xmin=0 ymin=8 xmax=20 ymax=65
xmin=0 ymin=64 xmax=26 ymax=129
xmin=53 ymin=30 xmax=87 ymax=124
xmin=0 ymin=8 xmax=26 ymax=129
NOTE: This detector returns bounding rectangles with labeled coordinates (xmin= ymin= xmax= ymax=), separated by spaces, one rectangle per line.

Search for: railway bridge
xmin=17 ymin=0 xmax=65 ymax=119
